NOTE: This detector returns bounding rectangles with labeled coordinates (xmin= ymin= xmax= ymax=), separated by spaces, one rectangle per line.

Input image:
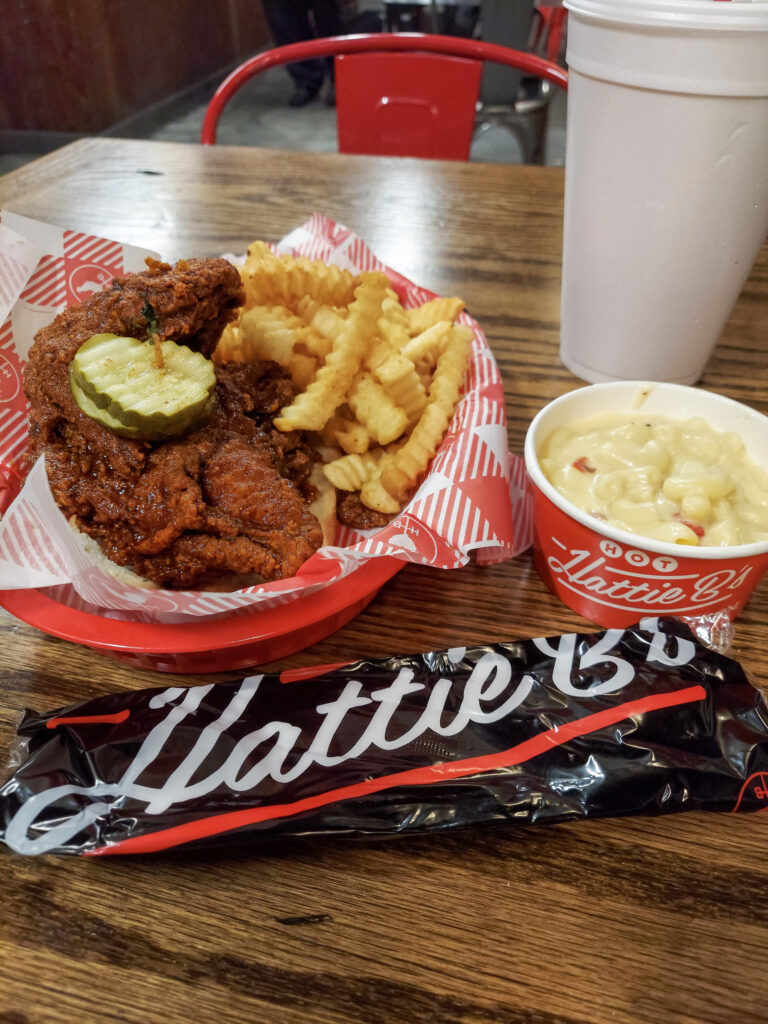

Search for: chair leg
xmin=527 ymin=105 xmax=549 ymax=164
xmin=472 ymin=99 xmax=550 ymax=165
xmin=476 ymin=54 xmax=553 ymax=165
xmin=547 ymin=8 xmax=568 ymax=63
xmin=529 ymin=8 xmax=545 ymax=53
xmin=530 ymin=5 xmax=568 ymax=65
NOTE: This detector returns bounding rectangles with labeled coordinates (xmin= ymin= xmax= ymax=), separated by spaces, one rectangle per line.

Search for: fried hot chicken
xmin=23 ymin=257 xmax=327 ymax=588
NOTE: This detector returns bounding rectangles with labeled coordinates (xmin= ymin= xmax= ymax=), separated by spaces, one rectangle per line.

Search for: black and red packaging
xmin=2 ymin=616 xmax=767 ymax=857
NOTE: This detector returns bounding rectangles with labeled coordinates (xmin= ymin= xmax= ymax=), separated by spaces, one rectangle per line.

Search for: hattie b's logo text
xmin=4 ymin=619 xmax=697 ymax=855
xmin=548 ymin=539 xmax=753 ymax=611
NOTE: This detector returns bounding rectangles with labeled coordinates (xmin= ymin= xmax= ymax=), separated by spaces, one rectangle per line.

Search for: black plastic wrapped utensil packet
xmin=2 ymin=616 xmax=768 ymax=858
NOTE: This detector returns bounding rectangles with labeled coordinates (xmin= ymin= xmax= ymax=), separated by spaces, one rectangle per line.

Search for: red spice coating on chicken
xmin=23 ymin=258 xmax=323 ymax=588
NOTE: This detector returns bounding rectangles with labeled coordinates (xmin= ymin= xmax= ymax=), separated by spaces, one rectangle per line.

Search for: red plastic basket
xmin=0 ymin=554 xmax=403 ymax=674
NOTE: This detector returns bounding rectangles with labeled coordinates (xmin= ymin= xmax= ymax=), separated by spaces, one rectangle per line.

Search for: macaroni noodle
xmin=539 ymin=413 xmax=768 ymax=547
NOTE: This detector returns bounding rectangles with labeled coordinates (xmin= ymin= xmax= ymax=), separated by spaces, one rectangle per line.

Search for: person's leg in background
xmin=260 ymin=0 xmax=328 ymax=106
xmin=310 ymin=0 xmax=344 ymax=38
xmin=309 ymin=0 xmax=344 ymax=105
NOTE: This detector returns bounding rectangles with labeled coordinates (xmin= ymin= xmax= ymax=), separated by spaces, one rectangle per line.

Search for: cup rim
xmin=565 ymin=0 xmax=768 ymax=31
xmin=523 ymin=382 xmax=768 ymax=562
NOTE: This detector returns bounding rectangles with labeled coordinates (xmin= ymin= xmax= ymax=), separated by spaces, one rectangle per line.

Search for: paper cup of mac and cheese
xmin=524 ymin=382 xmax=768 ymax=627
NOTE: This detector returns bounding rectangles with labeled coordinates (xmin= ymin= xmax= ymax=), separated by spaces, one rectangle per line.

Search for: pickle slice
xmin=70 ymin=369 xmax=215 ymax=441
xmin=71 ymin=333 xmax=216 ymax=438
xmin=70 ymin=371 xmax=147 ymax=439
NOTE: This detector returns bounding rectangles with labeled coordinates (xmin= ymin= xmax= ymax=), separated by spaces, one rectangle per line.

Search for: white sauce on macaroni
xmin=539 ymin=413 xmax=768 ymax=547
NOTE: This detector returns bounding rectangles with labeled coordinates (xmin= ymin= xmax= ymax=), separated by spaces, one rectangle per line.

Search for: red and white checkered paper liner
xmin=0 ymin=211 xmax=532 ymax=619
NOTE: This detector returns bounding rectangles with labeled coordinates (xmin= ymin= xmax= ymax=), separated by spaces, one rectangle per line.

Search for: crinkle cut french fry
xmin=309 ymin=304 xmax=347 ymax=339
xmin=365 ymin=336 xmax=398 ymax=373
xmin=243 ymin=251 xmax=356 ymax=309
xmin=213 ymin=322 xmax=242 ymax=364
xmin=360 ymin=475 xmax=401 ymax=515
xmin=377 ymin=316 xmax=410 ymax=356
xmin=374 ymin=353 xmax=428 ymax=424
xmin=296 ymin=326 xmax=333 ymax=360
xmin=401 ymin=321 xmax=452 ymax=368
xmin=287 ymin=352 xmax=318 ymax=391
xmin=335 ymin=420 xmax=370 ymax=455
xmin=357 ymin=440 xmax=406 ymax=514
xmin=297 ymin=305 xmax=347 ymax=359
xmin=375 ymin=288 xmax=409 ymax=356
xmin=382 ymin=288 xmax=409 ymax=327
xmin=274 ymin=272 xmax=389 ymax=431
xmin=379 ymin=325 xmax=473 ymax=503
xmin=320 ymin=412 xmax=349 ymax=447
xmin=348 ymin=373 xmax=409 ymax=447
xmin=378 ymin=404 xmax=443 ymax=505
xmin=236 ymin=305 xmax=303 ymax=366
xmin=246 ymin=241 xmax=273 ymax=261
xmin=217 ymin=242 xmax=472 ymax=526
xmin=406 ymin=296 xmax=465 ymax=335
xmin=323 ymin=450 xmax=383 ymax=491
xmin=296 ymin=294 xmax=321 ymax=323
xmin=319 ymin=411 xmax=370 ymax=453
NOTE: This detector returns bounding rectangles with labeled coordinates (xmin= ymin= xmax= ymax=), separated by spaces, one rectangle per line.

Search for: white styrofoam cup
xmin=560 ymin=0 xmax=768 ymax=385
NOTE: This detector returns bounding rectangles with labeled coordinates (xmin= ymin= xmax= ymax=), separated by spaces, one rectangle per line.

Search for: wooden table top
xmin=2 ymin=137 xmax=768 ymax=1024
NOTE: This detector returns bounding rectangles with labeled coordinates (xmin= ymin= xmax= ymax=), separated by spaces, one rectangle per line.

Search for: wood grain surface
xmin=1 ymin=138 xmax=768 ymax=1024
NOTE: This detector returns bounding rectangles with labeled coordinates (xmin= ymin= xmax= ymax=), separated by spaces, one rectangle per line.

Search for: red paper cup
xmin=524 ymin=382 xmax=768 ymax=627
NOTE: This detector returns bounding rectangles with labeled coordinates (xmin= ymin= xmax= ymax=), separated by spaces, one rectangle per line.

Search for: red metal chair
xmin=201 ymin=33 xmax=568 ymax=162
xmin=531 ymin=4 xmax=568 ymax=65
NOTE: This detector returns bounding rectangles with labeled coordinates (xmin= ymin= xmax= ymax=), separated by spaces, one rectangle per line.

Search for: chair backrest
xmin=201 ymin=33 xmax=568 ymax=161
xmin=335 ymin=52 xmax=483 ymax=160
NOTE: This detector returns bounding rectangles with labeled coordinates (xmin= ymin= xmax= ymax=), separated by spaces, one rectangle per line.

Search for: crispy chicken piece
xmin=23 ymin=258 xmax=324 ymax=589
